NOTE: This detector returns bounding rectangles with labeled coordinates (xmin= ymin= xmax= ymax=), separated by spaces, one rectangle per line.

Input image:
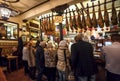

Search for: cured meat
xmin=72 ymin=9 xmax=78 ymax=30
xmin=69 ymin=9 xmax=74 ymax=31
xmin=86 ymin=4 xmax=92 ymax=28
xmin=51 ymin=13 xmax=55 ymax=31
xmin=104 ymin=0 xmax=109 ymax=27
xmin=118 ymin=10 xmax=120 ymax=27
xmin=45 ymin=16 xmax=48 ymax=32
xmin=98 ymin=1 xmax=104 ymax=28
xmin=42 ymin=17 xmax=46 ymax=32
xmin=92 ymin=2 xmax=98 ymax=28
xmin=40 ymin=17 xmax=44 ymax=32
xmin=81 ymin=8 xmax=86 ymax=30
xmin=65 ymin=10 xmax=69 ymax=31
xmin=43 ymin=16 xmax=48 ymax=33
xmin=48 ymin=14 xmax=51 ymax=31
xmin=111 ymin=0 xmax=118 ymax=25
xmin=76 ymin=10 xmax=83 ymax=29
xmin=118 ymin=10 xmax=120 ymax=23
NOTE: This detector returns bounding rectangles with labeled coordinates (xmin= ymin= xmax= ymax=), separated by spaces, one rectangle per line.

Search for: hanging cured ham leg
xmin=69 ymin=9 xmax=74 ymax=32
xmin=98 ymin=1 xmax=104 ymax=30
xmin=43 ymin=16 xmax=47 ymax=34
xmin=111 ymin=0 xmax=118 ymax=27
xmin=81 ymin=8 xmax=86 ymax=31
xmin=65 ymin=10 xmax=69 ymax=31
xmin=86 ymin=3 xmax=92 ymax=31
xmin=76 ymin=9 xmax=82 ymax=29
xmin=75 ymin=4 xmax=83 ymax=32
xmin=51 ymin=13 xmax=55 ymax=32
xmin=72 ymin=9 xmax=78 ymax=31
xmin=92 ymin=2 xmax=97 ymax=30
xmin=118 ymin=10 xmax=120 ymax=27
xmin=104 ymin=0 xmax=109 ymax=27
xmin=48 ymin=14 xmax=51 ymax=32
xmin=104 ymin=0 xmax=110 ymax=31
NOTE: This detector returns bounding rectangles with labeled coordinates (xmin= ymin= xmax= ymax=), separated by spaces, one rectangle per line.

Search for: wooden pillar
xmin=58 ymin=12 xmax=63 ymax=41
xmin=59 ymin=23 xmax=63 ymax=40
xmin=52 ymin=4 xmax=69 ymax=41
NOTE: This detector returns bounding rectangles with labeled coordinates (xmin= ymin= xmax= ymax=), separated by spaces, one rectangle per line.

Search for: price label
xmin=54 ymin=16 xmax=63 ymax=23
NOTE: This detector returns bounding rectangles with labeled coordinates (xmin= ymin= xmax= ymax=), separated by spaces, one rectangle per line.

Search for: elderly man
xmin=71 ymin=34 xmax=98 ymax=81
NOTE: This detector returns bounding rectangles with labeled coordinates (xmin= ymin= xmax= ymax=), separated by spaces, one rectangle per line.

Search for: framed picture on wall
xmin=22 ymin=35 xmax=27 ymax=42
xmin=0 ymin=21 xmax=19 ymax=40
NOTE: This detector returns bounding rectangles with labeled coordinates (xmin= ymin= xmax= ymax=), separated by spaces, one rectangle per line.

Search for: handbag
xmin=67 ymin=71 xmax=75 ymax=81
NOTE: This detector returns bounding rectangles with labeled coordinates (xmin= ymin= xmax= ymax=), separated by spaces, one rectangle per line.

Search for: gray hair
xmin=74 ymin=33 xmax=84 ymax=42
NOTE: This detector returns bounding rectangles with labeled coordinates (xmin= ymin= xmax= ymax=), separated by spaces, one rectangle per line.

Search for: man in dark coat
xmin=71 ymin=34 xmax=98 ymax=81
xmin=36 ymin=41 xmax=46 ymax=81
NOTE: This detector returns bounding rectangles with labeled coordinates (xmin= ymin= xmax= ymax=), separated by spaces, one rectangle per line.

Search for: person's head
xmin=39 ymin=41 xmax=46 ymax=48
xmin=35 ymin=40 xmax=40 ymax=47
xmin=74 ymin=33 xmax=83 ymax=42
xmin=12 ymin=46 xmax=17 ymax=52
xmin=111 ymin=34 xmax=120 ymax=42
xmin=23 ymin=42 xmax=29 ymax=47
xmin=46 ymin=42 xmax=53 ymax=48
xmin=59 ymin=40 xmax=68 ymax=49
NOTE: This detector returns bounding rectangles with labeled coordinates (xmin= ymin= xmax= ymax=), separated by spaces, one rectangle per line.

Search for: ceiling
xmin=0 ymin=0 xmax=120 ymax=20
xmin=0 ymin=0 xmax=49 ymax=15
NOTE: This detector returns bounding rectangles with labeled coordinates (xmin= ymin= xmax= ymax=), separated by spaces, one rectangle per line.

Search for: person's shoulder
xmin=23 ymin=47 xmax=27 ymax=50
xmin=37 ymin=46 xmax=42 ymax=49
xmin=102 ymin=45 xmax=110 ymax=50
xmin=82 ymin=41 xmax=92 ymax=45
xmin=44 ymin=48 xmax=47 ymax=51
xmin=72 ymin=42 xmax=78 ymax=46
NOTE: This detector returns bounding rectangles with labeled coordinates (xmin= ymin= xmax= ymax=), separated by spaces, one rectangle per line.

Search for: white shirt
xmin=22 ymin=47 xmax=29 ymax=61
xmin=102 ymin=42 xmax=120 ymax=75
xmin=68 ymin=42 xmax=73 ymax=52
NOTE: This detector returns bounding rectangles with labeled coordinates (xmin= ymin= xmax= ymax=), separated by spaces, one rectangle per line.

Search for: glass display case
xmin=0 ymin=21 xmax=18 ymax=40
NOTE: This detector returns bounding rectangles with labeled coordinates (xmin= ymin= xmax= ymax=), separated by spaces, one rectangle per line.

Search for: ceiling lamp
xmin=2 ymin=0 xmax=20 ymax=3
xmin=0 ymin=3 xmax=11 ymax=21
xmin=0 ymin=0 xmax=20 ymax=21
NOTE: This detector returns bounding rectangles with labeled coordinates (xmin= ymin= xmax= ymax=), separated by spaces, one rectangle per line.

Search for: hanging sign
xmin=54 ymin=16 xmax=63 ymax=23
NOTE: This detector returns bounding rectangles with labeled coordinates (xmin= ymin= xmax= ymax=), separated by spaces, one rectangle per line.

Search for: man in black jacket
xmin=71 ymin=34 xmax=98 ymax=81
xmin=36 ymin=41 xmax=46 ymax=81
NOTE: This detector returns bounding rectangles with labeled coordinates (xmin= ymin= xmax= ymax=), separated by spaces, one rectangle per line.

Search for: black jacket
xmin=36 ymin=45 xmax=45 ymax=71
xmin=71 ymin=40 xmax=98 ymax=76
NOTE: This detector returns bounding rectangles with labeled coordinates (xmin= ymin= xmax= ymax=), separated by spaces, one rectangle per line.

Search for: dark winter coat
xmin=36 ymin=45 xmax=45 ymax=71
xmin=71 ymin=40 xmax=98 ymax=76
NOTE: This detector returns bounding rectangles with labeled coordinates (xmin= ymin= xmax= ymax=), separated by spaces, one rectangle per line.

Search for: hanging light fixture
xmin=0 ymin=0 xmax=20 ymax=21
xmin=0 ymin=3 xmax=11 ymax=21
